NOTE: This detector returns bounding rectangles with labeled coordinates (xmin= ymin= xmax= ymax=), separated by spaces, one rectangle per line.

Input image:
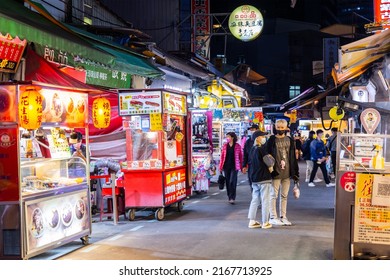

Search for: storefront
xmin=0 ymin=82 xmax=95 ymax=259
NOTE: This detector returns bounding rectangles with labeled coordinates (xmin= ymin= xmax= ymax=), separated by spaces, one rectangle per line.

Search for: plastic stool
xmin=99 ymin=187 xmax=126 ymax=221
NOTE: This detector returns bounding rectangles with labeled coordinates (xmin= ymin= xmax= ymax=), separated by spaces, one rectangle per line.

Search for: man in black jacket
xmin=242 ymin=124 xmax=259 ymax=191
xmin=266 ymin=119 xmax=299 ymax=226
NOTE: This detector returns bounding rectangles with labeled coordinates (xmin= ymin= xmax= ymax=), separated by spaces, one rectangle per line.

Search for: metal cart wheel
xmin=81 ymin=236 xmax=89 ymax=245
xmin=128 ymin=208 xmax=136 ymax=221
xmin=155 ymin=208 xmax=165 ymax=221
xmin=177 ymin=201 xmax=184 ymax=212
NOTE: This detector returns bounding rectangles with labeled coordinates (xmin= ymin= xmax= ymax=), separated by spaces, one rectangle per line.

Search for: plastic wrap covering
xmin=94 ymin=158 xmax=121 ymax=173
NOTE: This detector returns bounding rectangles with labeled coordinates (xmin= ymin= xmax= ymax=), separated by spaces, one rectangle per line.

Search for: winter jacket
xmin=310 ymin=138 xmax=327 ymax=161
xmin=266 ymin=135 xmax=299 ymax=179
xmin=248 ymin=144 xmax=272 ymax=183
xmin=302 ymin=138 xmax=314 ymax=160
xmin=243 ymin=137 xmax=254 ymax=167
xmin=219 ymin=142 xmax=243 ymax=171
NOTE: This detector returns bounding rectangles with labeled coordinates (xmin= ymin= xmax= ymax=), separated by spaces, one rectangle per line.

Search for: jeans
xmin=270 ymin=178 xmax=291 ymax=219
xmin=309 ymin=161 xmax=330 ymax=184
xmin=248 ymin=182 xmax=271 ymax=224
xmin=223 ymin=168 xmax=238 ymax=200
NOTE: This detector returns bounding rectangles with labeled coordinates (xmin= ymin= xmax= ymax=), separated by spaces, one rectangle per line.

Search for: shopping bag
xmin=217 ymin=173 xmax=226 ymax=190
xmin=292 ymin=182 xmax=300 ymax=199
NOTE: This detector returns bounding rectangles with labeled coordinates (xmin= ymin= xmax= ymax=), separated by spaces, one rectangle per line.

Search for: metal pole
xmin=110 ymin=172 xmax=118 ymax=225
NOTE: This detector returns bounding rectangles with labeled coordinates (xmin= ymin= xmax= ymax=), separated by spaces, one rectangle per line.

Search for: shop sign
xmin=164 ymin=168 xmax=186 ymax=204
xmin=374 ymin=0 xmax=390 ymax=31
xmin=340 ymin=171 xmax=356 ymax=192
xmin=150 ymin=113 xmax=162 ymax=131
xmin=0 ymin=85 xmax=17 ymax=122
xmin=354 ymin=173 xmax=390 ymax=245
xmin=85 ymin=65 xmax=131 ymax=89
xmin=191 ymin=0 xmax=210 ymax=60
xmin=34 ymin=44 xmax=131 ymax=88
xmin=360 ymin=108 xmax=381 ymax=134
xmin=163 ymin=92 xmax=187 ymax=115
xmin=25 ymin=189 xmax=90 ymax=253
xmin=0 ymin=127 xmax=19 ymax=202
xmin=0 ymin=33 xmax=27 ymax=73
xmin=36 ymin=87 xmax=88 ymax=128
xmin=228 ymin=5 xmax=264 ymax=42
xmin=119 ymin=91 xmax=162 ymax=116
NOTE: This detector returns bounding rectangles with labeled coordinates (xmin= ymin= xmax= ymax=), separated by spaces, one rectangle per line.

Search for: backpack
xmin=302 ymin=139 xmax=312 ymax=158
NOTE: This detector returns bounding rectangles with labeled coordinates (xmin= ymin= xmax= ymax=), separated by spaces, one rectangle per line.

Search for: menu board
xmin=119 ymin=91 xmax=162 ymax=115
xmin=354 ymin=173 xmax=390 ymax=245
xmin=164 ymin=168 xmax=186 ymax=204
xmin=163 ymin=91 xmax=187 ymax=115
xmin=0 ymin=33 xmax=27 ymax=73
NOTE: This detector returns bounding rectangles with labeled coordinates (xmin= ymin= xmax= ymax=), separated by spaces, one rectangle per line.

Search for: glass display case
xmin=334 ymin=133 xmax=390 ymax=259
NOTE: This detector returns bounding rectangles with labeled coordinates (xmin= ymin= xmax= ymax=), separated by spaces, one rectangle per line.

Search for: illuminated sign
xmin=228 ymin=5 xmax=264 ymax=42
xmin=0 ymin=33 xmax=27 ymax=73
xmin=374 ymin=0 xmax=390 ymax=31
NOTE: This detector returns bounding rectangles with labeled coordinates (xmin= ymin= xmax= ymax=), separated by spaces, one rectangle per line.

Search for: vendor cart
xmin=118 ymin=89 xmax=191 ymax=221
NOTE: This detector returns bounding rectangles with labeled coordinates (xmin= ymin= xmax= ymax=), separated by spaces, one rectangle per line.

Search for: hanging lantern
xmin=92 ymin=97 xmax=111 ymax=129
xmin=19 ymin=86 xmax=43 ymax=130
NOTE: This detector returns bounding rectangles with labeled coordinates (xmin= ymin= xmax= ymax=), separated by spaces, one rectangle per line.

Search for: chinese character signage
xmin=228 ymin=5 xmax=264 ymax=42
xmin=323 ymin=37 xmax=339 ymax=83
xmin=0 ymin=33 xmax=27 ymax=73
xmin=374 ymin=0 xmax=390 ymax=31
xmin=164 ymin=168 xmax=187 ymax=204
xmin=191 ymin=0 xmax=210 ymax=60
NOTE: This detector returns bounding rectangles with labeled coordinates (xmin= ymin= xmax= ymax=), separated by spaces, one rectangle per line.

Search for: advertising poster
xmin=163 ymin=92 xmax=187 ymax=115
xmin=119 ymin=91 xmax=162 ymax=115
xmin=164 ymin=168 xmax=186 ymax=204
xmin=354 ymin=173 xmax=390 ymax=245
xmin=25 ymin=189 xmax=90 ymax=254
xmin=0 ymin=85 xmax=17 ymax=122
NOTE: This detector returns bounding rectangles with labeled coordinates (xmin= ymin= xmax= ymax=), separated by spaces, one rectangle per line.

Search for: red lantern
xmin=92 ymin=97 xmax=111 ymax=129
xmin=19 ymin=86 xmax=43 ymax=130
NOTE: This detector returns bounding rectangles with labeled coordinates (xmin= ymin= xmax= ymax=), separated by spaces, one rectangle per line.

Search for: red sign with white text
xmin=0 ymin=126 xmax=19 ymax=201
xmin=0 ymin=33 xmax=27 ymax=73
xmin=164 ymin=168 xmax=186 ymax=204
xmin=374 ymin=0 xmax=390 ymax=30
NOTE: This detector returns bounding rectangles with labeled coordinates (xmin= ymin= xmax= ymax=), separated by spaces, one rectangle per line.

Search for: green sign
xmin=84 ymin=65 xmax=131 ymax=88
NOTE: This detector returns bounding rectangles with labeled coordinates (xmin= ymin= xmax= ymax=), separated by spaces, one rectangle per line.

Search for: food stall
xmin=0 ymin=82 xmax=92 ymax=260
xmin=118 ymin=89 xmax=191 ymax=221
xmin=189 ymin=109 xmax=214 ymax=193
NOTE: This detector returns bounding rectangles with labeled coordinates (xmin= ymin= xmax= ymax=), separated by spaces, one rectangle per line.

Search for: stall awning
xmin=279 ymin=86 xmax=316 ymax=110
xmin=336 ymin=29 xmax=390 ymax=84
xmin=224 ymin=64 xmax=267 ymax=86
xmin=0 ymin=0 xmax=113 ymax=66
xmin=288 ymin=86 xmax=340 ymax=111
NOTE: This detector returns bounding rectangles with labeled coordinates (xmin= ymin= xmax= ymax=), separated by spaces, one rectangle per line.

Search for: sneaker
xmin=314 ymin=178 xmax=323 ymax=183
xmin=308 ymin=182 xmax=315 ymax=187
xmin=269 ymin=218 xmax=284 ymax=226
xmin=280 ymin=217 xmax=292 ymax=226
xmin=326 ymin=183 xmax=335 ymax=187
xmin=248 ymin=221 xmax=261 ymax=228
xmin=305 ymin=179 xmax=309 ymax=182
xmin=262 ymin=222 xmax=272 ymax=229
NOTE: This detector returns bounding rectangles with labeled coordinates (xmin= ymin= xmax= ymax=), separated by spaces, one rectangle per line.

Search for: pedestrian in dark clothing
xmin=326 ymin=127 xmax=338 ymax=177
xmin=308 ymin=129 xmax=335 ymax=188
xmin=219 ymin=132 xmax=243 ymax=204
xmin=302 ymin=131 xmax=322 ymax=183
xmin=242 ymin=123 xmax=259 ymax=190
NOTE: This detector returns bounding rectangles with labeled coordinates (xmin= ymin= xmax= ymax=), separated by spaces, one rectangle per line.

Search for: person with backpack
xmin=308 ymin=129 xmax=335 ymax=188
xmin=302 ymin=131 xmax=322 ymax=183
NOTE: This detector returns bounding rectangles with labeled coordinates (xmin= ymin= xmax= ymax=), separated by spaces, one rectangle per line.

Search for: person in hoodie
xmin=219 ymin=132 xmax=243 ymax=204
xmin=247 ymin=130 xmax=275 ymax=229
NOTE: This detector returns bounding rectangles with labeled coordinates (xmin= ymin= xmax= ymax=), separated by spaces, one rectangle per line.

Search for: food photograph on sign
xmin=119 ymin=91 xmax=162 ymax=115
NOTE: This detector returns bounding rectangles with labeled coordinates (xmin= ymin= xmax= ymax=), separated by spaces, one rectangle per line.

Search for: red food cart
xmin=118 ymin=89 xmax=191 ymax=220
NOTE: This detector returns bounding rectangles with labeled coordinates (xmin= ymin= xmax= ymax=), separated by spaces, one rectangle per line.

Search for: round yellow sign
xmin=228 ymin=5 xmax=264 ymax=42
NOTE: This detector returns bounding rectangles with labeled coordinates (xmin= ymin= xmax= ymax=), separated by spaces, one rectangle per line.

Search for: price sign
xmin=150 ymin=113 xmax=162 ymax=131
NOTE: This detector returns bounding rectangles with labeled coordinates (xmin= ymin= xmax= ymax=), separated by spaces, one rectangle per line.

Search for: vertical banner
xmin=323 ymin=38 xmax=339 ymax=83
xmin=374 ymin=0 xmax=390 ymax=30
xmin=191 ymin=0 xmax=210 ymax=60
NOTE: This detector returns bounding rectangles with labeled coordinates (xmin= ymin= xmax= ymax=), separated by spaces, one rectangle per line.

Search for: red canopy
xmin=24 ymin=47 xmax=122 ymax=135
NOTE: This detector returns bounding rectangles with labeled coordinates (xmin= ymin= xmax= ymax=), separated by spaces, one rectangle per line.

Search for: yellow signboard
xmin=150 ymin=113 xmax=162 ymax=131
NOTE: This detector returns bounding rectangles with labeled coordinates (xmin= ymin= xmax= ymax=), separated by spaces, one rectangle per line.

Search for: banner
xmin=191 ymin=0 xmax=210 ymax=60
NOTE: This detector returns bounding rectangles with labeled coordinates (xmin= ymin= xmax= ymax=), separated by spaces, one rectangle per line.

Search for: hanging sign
xmin=228 ymin=5 xmax=264 ymax=42
xmin=0 ymin=33 xmax=27 ymax=73
xmin=360 ymin=108 xmax=381 ymax=134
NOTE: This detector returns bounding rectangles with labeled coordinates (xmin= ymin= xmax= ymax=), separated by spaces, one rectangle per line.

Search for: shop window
xmin=289 ymin=85 xmax=301 ymax=99
xmin=83 ymin=0 xmax=92 ymax=25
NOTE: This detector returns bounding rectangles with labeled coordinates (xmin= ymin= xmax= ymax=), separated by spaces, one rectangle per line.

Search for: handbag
xmin=217 ymin=173 xmax=226 ymax=190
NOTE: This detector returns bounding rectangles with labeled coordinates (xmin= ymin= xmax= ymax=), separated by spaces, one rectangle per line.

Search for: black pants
xmin=331 ymin=151 xmax=337 ymax=175
xmin=223 ymin=168 xmax=238 ymax=200
xmin=247 ymin=166 xmax=252 ymax=191
xmin=309 ymin=160 xmax=330 ymax=184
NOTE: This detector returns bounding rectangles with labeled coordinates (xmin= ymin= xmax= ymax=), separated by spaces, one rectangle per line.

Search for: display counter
xmin=334 ymin=133 xmax=390 ymax=259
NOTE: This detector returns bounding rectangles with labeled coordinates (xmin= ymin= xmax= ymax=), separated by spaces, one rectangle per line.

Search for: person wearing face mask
xmin=247 ymin=130 xmax=274 ymax=229
xmin=266 ymin=119 xmax=299 ymax=226
xmin=242 ymin=124 xmax=259 ymax=191
xmin=219 ymin=132 xmax=243 ymax=204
